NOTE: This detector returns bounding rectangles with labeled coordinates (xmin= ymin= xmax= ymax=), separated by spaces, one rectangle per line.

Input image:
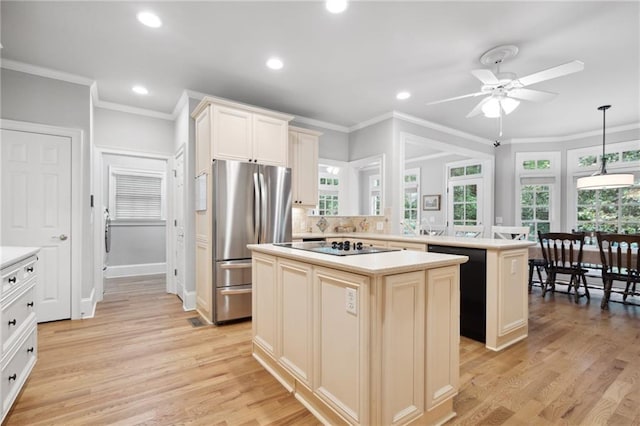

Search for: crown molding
xmin=391 ymin=111 xmax=494 ymax=146
xmin=404 ymin=151 xmax=452 ymax=164
xmin=1 ymin=58 xmax=95 ymax=86
xmin=348 ymin=112 xmax=395 ymax=132
xmin=292 ymin=115 xmax=350 ymax=133
xmin=508 ymin=122 xmax=640 ymax=144
xmin=94 ymin=99 xmax=174 ymax=121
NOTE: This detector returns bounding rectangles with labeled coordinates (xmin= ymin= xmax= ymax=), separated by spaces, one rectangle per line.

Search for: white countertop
xmin=1 ymin=246 xmax=40 ymax=269
xmin=293 ymin=232 xmax=535 ymax=250
xmin=249 ymin=243 xmax=468 ymax=276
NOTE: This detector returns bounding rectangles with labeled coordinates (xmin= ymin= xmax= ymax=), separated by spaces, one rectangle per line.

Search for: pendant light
xmin=576 ymin=105 xmax=634 ymax=190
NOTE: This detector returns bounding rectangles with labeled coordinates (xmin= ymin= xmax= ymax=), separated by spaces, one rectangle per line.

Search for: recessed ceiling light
xmin=137 ymin=11 xmax=162 ymax=28
xmin=396 ymin=91 xmax=411 ymax=100
xmin=132 ymin=85 xmax=149 ymax=95
xmin=266 ymin=57 xmax=284 ymax=70
xmin=326 ymin=0 xmax=348 ymax=14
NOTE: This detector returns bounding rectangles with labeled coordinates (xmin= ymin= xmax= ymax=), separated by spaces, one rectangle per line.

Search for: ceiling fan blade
xmin=517 ymin=60 xmax=584 ymax=87
xmin=466 ymin=97 xmax=491 ymax=118
xmin=471 ymin=69 xmax=500 ymax=85
xmin=426 ymin=92 xmax=485 ymax=106
xmin=508 ymin=88 xmax=558 ymax=102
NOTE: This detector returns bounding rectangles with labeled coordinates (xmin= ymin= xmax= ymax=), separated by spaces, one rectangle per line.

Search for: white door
xmin=447 ymin=177 xmax=483 ymax=233
xmin=1 ymin=129 xmax=72 ymax=322
xmin=173 ymin=149 xmax=185 ymax=300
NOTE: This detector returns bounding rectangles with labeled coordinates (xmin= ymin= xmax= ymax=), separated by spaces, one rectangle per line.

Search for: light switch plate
xmin=345 ymin=287 xmax=357 ymax=315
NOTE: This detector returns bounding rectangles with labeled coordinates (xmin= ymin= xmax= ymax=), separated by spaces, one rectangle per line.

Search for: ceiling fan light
xmin=501 ymin=97 xmax=520 ymax=115
xmin=481 ymin=98 xmax=501 ymax=118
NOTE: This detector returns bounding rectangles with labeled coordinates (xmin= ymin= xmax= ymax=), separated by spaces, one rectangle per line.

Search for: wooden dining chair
xmin=595 ymin=232 xmax=640 ymax=310
xmin=492 ymin=226 xmax=545 ymax=293
xmin=453 ymin=225 xmax=484 ymax=238
xmin=538 ymin=231 xmax=589 ymax=303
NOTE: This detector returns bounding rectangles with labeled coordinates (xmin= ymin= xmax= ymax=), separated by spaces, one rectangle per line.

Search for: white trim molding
xmin=1 ymin=58 xmax=94 ymax=86
xmin=293 ymin=115 xmax=350 ymax=133
xmin=94 ymin=100 xmax=174 ymax=121
xmin=182 ymin=289 xmax=196 ymax=311
xmin=80 ymin=288 xmax=97 ymax=320
xmin=391 ymin=111 xmax=494 ymax=146
xmin=508 ymin=122 xmax=640 ymax=144
xmin=104 ymin=262 xmax=167 ymax=278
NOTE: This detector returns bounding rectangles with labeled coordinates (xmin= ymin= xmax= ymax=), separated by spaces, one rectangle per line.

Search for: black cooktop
xmin=274 ymin=241 xmax=399 ymax=256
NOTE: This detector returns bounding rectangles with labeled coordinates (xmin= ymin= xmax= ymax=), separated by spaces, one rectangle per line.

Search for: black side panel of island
xmin=427 ymin=245 xmax=487 ymax=343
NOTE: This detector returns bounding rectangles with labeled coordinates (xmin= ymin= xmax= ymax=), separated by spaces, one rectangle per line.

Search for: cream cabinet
xmin=1 ymin=250 xmax=39 ymax=423
xmin=193 ymin=96 xmax=294 ymax=167
xmin=250 ymin=245 xmax=464 ymax=426
xmin=387 ymin=240 xmax=427 ymax=251
xmin=289 ymin=127 xmax=321 ymax=206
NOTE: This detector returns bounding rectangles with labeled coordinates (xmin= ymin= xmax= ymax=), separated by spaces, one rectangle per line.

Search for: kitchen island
xmin=294 ymin=233 xmax=535 ymax=351
xmin=248 ymin=243 xmax=467 ymax=426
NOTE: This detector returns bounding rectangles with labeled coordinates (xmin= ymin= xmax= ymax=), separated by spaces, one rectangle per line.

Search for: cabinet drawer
xmin=357 ymin=238 xmax=388 ymax=248
xmin=1 ymin=256 xmax=37 ymax=294
xmin=2 ymin=324 xmax=37 ymax=415
xmin=388 ymin=241 xmax=427 ymax=252
xmin=2 ymin=283 xmax=36 ymax=353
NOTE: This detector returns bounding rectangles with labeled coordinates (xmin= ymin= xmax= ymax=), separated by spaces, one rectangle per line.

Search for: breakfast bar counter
xmin=248 ymin=243 xmax=467 ymax=426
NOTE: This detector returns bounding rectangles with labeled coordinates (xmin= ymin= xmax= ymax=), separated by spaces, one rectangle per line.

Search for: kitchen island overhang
xmin=249 ymin=243 xmax=468 ymax=426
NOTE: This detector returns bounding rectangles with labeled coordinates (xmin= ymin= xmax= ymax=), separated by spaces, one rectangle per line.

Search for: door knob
xmin=52 ymin=234 xmax=68 ymax=241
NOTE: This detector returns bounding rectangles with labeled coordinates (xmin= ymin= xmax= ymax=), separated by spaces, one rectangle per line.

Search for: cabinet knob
xmin=27 ymin=347 xmax=34 ymax=353
xmin=8 ymin=319 xmax=16 ymax=326
xmin=8 ymin=374 xmax=16 ymax=382
xmin=27 ymin=301 xmax=34 ymax=308
xmin=8 ymin=277 xmax=16 ymax=284
xmin=26 ymin=266 xmax=34 ymax=273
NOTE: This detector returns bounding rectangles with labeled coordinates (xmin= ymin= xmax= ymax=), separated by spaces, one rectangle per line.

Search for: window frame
xmin=108 ymin=166 xmax=166 ymax=223
xmin=515 ymin=152 xmax=561 ymax=238
xmin=403 ymin=167 xmax=420 ymax=234
xmin=566 ymin=140 xmax=640 ymax=234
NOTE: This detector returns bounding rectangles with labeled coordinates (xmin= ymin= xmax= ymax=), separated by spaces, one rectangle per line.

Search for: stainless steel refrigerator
xmin=212 ymin=159 xmax=292 ymax=324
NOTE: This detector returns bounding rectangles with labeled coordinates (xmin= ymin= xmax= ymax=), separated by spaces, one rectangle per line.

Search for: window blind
xmin=114 ymin=173 xmax=163 ymax=219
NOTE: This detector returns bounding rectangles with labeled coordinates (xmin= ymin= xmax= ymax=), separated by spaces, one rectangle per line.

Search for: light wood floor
xmin=5 ymin=278 xmax=640 ymax=425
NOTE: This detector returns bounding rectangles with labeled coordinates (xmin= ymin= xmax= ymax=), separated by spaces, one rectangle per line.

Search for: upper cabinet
xmin=289 ymin=126 xmax=321 ymax=206
xmin=193 ymin=96 xmax=294 ymax=167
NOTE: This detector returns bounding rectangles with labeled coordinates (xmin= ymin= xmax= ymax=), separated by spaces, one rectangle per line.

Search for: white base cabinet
xmin=251 ymin=250 xmax=461 ymax=425
xmin=0 ymin=250 xmax=39 ymax=423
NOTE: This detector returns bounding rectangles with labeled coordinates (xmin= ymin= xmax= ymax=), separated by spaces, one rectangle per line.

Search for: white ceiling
xmin=1 ymin=1 xmax=639 ymax=140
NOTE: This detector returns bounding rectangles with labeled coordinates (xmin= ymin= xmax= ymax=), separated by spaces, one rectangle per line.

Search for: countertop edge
xmin=292 ymin=232 xmax=536 ymax=250
xmin=249 ymin=244 xmax=468 ymax=276
xmin=1 ymin=246 xmax=41 ymax=269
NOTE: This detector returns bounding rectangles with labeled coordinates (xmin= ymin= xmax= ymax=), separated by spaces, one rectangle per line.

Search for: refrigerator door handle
xmin=257 ymin=171 xmax=267 ymax=244
xmin=253 ymin=171 xmax=261 ymax=243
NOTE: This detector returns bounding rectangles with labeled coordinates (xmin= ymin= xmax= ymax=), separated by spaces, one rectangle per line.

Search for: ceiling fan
xmin=426 ymin=45 xmax=584 ymax=127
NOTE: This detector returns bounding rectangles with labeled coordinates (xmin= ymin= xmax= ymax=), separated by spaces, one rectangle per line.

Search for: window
xmin=576 ymin=185 xmax=640 ymax=235
xmin=369 ymin=175 xmax=381 ymax=215
xmin=109 ymin=167 xmax=165 ymax=220
xmin=515 ymin=152 xmax=560 ymax=239
xmin=449 ymin=164 xmax=482 ymax=178
xmin=451 ymin=183 xmax=478 ymax=226
xmin=568 ymin=141 xmax=640 ymax=238
xmin=318 ymin=169 xmax=340 ymax=215
xmin=403 ymin=168 xmax=420 ymax=234
xmin=521 ymin=184 xmax=551 ymax=237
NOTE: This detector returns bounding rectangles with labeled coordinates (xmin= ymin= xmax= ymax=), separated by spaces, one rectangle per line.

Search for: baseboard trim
xmin=104 ymin=262 xmax=166 ymax=278
xmin=80 ymin=288 xmax=97 ymax=319
xmin=183 ymin=289 xmax=196 ymax=311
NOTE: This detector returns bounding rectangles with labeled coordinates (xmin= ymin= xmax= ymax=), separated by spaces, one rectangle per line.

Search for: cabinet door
xmin=252 ymin=114 xmax=288 ymax=166
xmin=288 ymin=131 xmax=299 ymax=201
xmin=295 ymin=132 xmax=319 ymax=206
xmin=358 ymin=238 xmax=388 ymax=248
xmin=212 ymin=106 xmax=252 ymax=162
xmin=252 ymin=254 xmax=278 ymax=355
xmin=278 ymin=259 xmax=313 ymax=386
xmin=313 ymin=267 xmax=370 ymax=425
xmin=195 ymin=105 xmax=212 ymax=174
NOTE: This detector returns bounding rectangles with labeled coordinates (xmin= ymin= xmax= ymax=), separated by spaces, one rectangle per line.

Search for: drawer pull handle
xmin=8 ymin=277 xmax=17 ymax=284
xmin=8 ymin=374 xmax=16 ymax=382
xmin=27 ymin=302 xmax=34 ymax=308
xmin=27 ymin=347 xmax=34 ymax=353
xmin=8 ymin=319 xmax=16 ymax=326
xmin=26 ymin=266 xmax=34 ymax=273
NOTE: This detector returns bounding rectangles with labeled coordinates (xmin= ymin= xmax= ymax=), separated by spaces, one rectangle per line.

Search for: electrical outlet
xmin=345 ymin=287 xmax=357 ymax=315
xmin=376 ymin=221 xmax=384 ymax=231
xmin=511 ymin=259 xmax=517 ymax=274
